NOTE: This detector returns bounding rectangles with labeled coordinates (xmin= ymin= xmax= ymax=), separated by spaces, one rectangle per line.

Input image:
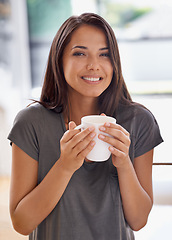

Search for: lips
xmin=81 ymin=76 xmax=103 ymax=82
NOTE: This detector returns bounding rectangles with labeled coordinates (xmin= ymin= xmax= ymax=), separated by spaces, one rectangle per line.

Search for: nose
xmin=86 ymin=57 xmax=100 ymax=71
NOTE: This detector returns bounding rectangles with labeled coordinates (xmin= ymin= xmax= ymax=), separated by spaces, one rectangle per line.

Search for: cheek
xmin=107 ymin=64 xmax=113 ymax=80
xmin=103 ymin=60 xmax=113 ymax=76
xmin=63 ymin=57 xmax=80 ymax=72
xmin=62 ymin=55 xmax=74 ymax=79
xmin=63 ymin=65 xmax=80 ymax=89
xmin=63 ymin=62 xmax=74 ymax=80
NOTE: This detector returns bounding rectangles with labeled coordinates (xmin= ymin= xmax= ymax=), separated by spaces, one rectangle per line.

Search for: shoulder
xmin=133 ymin=103 xmax=157 ymax=124
xmin=128 ymin=103 xmax=161 ymax=141
xmin=15 ymin=103 xmax=44 ymax=122
xmin=14 ymin=103 xmax=58 ymax=125
xmin=129 ymin=103 xmax=163 ymax=158
xmin=117 ymin=102 xmax=156 ymax=123
xmin=10 ymin=104 xmax=47 ymax=143
xmin=117 ymin=102 xmax=159 ymax=134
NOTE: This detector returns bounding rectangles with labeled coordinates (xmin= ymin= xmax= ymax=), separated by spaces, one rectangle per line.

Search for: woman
xmin=8 ymin=13 xmax=163 ymax=239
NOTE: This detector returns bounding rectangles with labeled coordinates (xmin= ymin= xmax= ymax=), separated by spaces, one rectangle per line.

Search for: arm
xmin=10 ymin=144 xmax=73 ymax=235
xmin=10 ymin=122 xmax=96 ymax=235
xmin=117 ymin=150 xmax=153 ymax=231
xmin=99 ymin=123 xmax=153 ymax=231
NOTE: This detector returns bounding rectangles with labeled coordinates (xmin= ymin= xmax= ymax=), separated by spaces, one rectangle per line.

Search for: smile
xmin=82 ymin=77 xmax=102 ymax=82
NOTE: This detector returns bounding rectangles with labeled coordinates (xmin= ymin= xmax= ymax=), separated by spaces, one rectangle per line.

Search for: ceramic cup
xmin=75 ymin=115 xmax=116 ymax=161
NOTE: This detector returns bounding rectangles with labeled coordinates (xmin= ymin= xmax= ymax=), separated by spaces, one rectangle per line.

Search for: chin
xmin=85 ymin=92 xmax=103 ymax=98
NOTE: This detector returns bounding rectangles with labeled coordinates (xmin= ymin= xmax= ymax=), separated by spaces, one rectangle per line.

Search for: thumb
xmin=69 ymin=121 xmax=77 ymax=130
xmin=100 ymin=113 xmax=106 ymax=116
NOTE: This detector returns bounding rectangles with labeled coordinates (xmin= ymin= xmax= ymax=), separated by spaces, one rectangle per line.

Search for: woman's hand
xmin=98 ymin=122 xmax=131 ymax=168
xmin=59 ymin=121 xmax=96 ymax=173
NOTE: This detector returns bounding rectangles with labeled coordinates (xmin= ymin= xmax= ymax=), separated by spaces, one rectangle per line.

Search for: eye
xmin=100 ymin=52 xmax=110 ymax=57
xmin=73 ymin=52 xmax=85 ymax=56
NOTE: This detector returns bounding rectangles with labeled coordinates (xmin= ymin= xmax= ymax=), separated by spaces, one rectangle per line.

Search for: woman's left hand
xmin=98 ymin=122 xmax=131 ymax=168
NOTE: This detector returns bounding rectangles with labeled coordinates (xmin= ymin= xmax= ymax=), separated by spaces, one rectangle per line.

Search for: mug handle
xmin=75 ymin=124 xmax=83 ymax=130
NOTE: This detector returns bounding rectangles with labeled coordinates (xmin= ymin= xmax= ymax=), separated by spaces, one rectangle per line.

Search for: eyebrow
xmin=99 ymin=47 xmax=109 ymax=51
xmin=72 ymin=46 xmax=109 ymax=51
xmin=72 ymin=46 xmax=87 ymax=50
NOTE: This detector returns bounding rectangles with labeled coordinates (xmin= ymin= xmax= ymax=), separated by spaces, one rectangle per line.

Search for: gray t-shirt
xmin=8 ymin=103 xmax=163 ymax=240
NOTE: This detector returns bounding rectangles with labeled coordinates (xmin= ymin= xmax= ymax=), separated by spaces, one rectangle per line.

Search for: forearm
xmin=117 ymin=158 xmax=153 ymax=231
xmin=11 ymin=159 xmax=73 ymax=235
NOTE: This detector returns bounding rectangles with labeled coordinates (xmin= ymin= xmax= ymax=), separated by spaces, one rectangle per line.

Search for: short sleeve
xmin=134 ymin=108 xmax=163 ymax=158
xmin=7 ymin=105 xmax=43 ymax=161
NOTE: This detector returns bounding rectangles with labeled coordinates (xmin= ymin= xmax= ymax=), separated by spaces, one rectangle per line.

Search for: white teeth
xmin=82 ymin=77 xmax=101 ymax=81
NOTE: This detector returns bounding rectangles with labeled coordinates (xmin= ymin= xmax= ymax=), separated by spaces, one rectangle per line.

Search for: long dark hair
xmin=39 ymin=13 xmax=133 ymax=118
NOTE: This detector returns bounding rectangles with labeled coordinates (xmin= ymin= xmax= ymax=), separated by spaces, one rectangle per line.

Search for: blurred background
xmin=0 ymin=0 xmax=172 ymax=239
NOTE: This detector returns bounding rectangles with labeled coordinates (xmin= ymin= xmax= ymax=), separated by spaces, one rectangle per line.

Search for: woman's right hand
xmin=59 ymin=121 xmax=96 ymax=173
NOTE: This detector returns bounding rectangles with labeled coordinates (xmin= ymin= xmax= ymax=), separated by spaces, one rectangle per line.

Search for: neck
xmin=64 ymin=93 xmax=99 ymax=126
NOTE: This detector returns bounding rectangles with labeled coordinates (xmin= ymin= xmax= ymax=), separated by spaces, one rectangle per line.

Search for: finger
xmin=74 ymin=131 xmax=96 ymax=153
xmin=77 ymin=140 xmax=96 ymax=159
xmin=104 ymin=122 xmax=129 ymax=136
xmin=71 ymin=127 xmax=96 ymax=149
xmin=109 ymin=146 xmax=127 ymax=159
xmin=98 ymin=134 xmax=127 ymax=152
xmin=100 ymin=113 xmax=106 ymax=116
xmin=100 ymin=123 xmax=130 ymax=138
xmin=69 ymin=121 xmax=77 ymax=130
xmin=99 ymin=129 xmax=131 ymax=148
xmin=62 ymin=128 xmax=80 ymax=143
xmin=62 ymin=121 xmax=78 ymax=143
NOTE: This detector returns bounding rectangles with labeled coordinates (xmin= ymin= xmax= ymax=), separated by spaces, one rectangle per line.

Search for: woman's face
xmin=62 ymin=24 xmax=113 ymax=99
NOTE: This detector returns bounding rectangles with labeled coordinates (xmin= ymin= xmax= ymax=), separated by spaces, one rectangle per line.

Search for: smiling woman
xmin=62 ymin=24 xmax=113 ymax=102
xmin=39 ymin=13 xmax=132 ymax=119
xmin=8 ymin=13 xmax=163 ymax=240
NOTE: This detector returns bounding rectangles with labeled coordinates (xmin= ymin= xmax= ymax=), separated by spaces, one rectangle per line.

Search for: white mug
xmin=75 ymin=115 xmax=116 ymax=162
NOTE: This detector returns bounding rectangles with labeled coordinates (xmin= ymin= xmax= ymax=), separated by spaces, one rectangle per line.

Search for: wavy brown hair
xmin=39 ymin=13 xmax=133 ymax=118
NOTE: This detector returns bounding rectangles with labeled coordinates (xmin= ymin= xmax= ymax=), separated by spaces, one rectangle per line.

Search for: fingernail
xmin=105 ymin=122 xmax=110 ymax=127
xmin=99 ymin=134 xmax=105 ymax=139
xmin=89 ymin=126 xmax=95 ymax=131
xmin=109 ymin=146 xmax=114 ymax=151
xmin=99 ymin=126 xmax=106 ymax=131
xmin=91 ymin=141 xmax=95 ymax=146
xmin=90 ymin=132 xmax=96 ymax=138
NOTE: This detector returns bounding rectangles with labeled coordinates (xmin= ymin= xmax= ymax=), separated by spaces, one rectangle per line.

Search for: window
xmin=27 ymin=0 xmax=72 ymax=87
xmin=99 ymin=0 xmax=172 ymax=94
